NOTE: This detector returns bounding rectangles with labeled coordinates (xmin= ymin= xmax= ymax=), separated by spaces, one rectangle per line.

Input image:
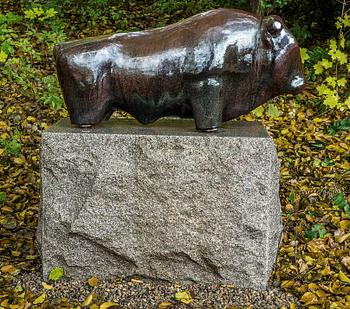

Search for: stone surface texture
xmin=37 ymin=118 xmax=282 ymax=290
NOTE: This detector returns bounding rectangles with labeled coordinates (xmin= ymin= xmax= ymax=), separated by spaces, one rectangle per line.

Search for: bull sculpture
xmin=54 ymin=8 xmax=305 ymax=132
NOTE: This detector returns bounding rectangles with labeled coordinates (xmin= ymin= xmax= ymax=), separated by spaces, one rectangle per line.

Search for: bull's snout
xmin=288 ymin=74 xmax=305 ymax=93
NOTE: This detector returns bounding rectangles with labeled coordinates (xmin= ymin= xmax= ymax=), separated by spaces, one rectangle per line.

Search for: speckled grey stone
xmin=37 ymin=118 xmax=282 ymax=290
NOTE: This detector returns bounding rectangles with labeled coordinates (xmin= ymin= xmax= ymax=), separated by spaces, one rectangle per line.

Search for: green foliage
xmin=0 ymin=12 xmax=22 ymax=26
xmin=40 ymin=75 xmax=64 ymax=109
xmin=261 ymin=0 xmax=288 ymax=11
xmin=267 ymin=103 xmax=280 ymax=118
xmin=24 ymin=7 xmax=57 ymax=21
xmin=0 ymin=4 xmax=65 ymax=110
xmin=0 ymin=192 xmax=6 ymax=203
xmin=290 ymin=22 xmax=311 ymax=45
xmin=305 ymin=1 xmax=350 ymax=111
xmin=251 ymin=102 xmax=280 ymax=119
xmin=304 ymin=224 xmax=327 ymax=240
xmin=327 ymin=118 xmax=350 ymax=135
xmin=320 ymin=158 xmax=335 ymax=167
xmin=289 ymin=190 xmax=295 ymax=204
xmin=251 ymin=105 xmax=264 ymax=117
xmin=152 ymin=0 xmax=215 ymax=14
xmin=0 ymin=130 xmax=21 ymax=157
xmin=333 ymin=193 xmax=350 ymax=216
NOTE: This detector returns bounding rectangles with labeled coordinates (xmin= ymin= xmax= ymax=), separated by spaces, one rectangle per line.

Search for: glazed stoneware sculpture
xmin=54 ymin=8 xmax=305 ymax=131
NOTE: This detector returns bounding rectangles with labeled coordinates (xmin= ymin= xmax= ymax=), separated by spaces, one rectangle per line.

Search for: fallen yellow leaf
xmin=308 ymin=283 xmax=318 ymax=291
xmin=33 ymin=293 xmax=46 ymax=305
xmin=315 ymin=289 xmax=327 ymax=298
xmin=1 ymin=265 xmax=17 ymax=273
xmin=1 ymin=133 xmax=9 ymax=139
xmin=304 ymin=255 xmax=315 ymax=265
xmin=175 ymin=290 xmax=193 ymax=304
xmin=307 ymin=239 xmax=326 ymax=253
xmin=13 ymin=157 xmax=25 ymax=165
xmin=326 ymin=144 xmax=347 ymax=153
xmin=0 ymin=121 xmax=8 ymax=129
xmin=42 ymin=282 xmax=54 ymax=290
xmin=330 ymin=301 xmax=344 ymax=309
xmin=339 ymin=271 xmax=350 ymax=283
xmin=88 ymin=277 xmax=99 ymax=287
xmin=82 ymin=294 xmax=94 ymax=307
xmin=100 ymin=301 xmax=118 ymax=309
xmin=335 ymin=233 xmax=350 ymax=243
xmin=320 ymin=266 xmax=331 ymax=276
xmin=26 ymin=116 xmax=37 ymax=123
xmin=281 ymin=280 xmax=294 ymax=288
xmin=300 ymin=292 xmax=318 ymax=305
xmin=340 ymin=161 xmax=350 ymax=170
xmin=340 ymin=220 xmax=350 ymax=230
xmin=158 ymin=301 xmax=172 ymax=309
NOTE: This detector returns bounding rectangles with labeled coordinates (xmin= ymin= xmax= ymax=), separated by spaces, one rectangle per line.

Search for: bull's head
xmin=261 ymin=15 xmax=306 ymax=95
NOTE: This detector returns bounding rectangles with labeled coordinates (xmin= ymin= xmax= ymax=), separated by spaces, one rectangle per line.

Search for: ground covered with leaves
xmin=1 ymin=0 xmax=350 ymax=308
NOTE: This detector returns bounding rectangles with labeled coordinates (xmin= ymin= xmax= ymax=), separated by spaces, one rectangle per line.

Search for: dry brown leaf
xmin=342 ymin=256 xmax=350 ymax=267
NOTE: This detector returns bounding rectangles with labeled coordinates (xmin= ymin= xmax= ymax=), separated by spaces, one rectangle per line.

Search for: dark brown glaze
xmin=54 ymin=8 xmax=305 ymax=131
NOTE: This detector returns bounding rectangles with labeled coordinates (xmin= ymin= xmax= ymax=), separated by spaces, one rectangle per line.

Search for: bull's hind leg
xmin=188 ymin=77 xmax=223 ymax=132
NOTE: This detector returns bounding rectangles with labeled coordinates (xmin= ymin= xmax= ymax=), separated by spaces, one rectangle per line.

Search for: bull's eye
xmin=267 ymin=19 xmax=282 ymax=36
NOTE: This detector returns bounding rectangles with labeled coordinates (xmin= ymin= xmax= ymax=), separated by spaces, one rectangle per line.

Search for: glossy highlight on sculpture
xmin=54 ymin=8 xmax=305 ymax=132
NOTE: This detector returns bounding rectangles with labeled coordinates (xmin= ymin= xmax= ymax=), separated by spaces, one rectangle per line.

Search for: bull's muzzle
xmin=289 ymin=74 xmax=305 ymax=93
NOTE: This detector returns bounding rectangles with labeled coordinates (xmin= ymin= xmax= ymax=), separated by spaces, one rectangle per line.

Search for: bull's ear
xmin=266 ymin=17 xmax=283 ymax=37
xmin=261 ymin=17 xmax=282 ymax=49
xmin=261 ymin=23 xmax=273 ymax=49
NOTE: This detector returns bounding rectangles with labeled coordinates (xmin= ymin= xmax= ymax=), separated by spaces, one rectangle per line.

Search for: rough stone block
xmin=37 ymin=118 xmax=282 ymax=289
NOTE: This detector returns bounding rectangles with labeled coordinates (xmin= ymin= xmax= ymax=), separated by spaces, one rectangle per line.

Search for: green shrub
xmin=0 ymin=130 xmax=21 ymax=157
xmin=0 ymin=4 xmax=65 ymax=110
xmin=302 ymin=1 xmax=350 ymax=111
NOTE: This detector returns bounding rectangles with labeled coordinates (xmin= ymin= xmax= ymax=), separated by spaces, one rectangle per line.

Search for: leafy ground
xmin=0 ymin=1 xmax=350 ymax=308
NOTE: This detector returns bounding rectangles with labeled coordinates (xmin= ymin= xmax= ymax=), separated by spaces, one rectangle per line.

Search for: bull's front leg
xmin=188 ymin=77 xmax=223 ymax=132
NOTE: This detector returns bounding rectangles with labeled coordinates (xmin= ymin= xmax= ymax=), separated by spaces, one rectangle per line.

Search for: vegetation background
xmin=0 ymin=0 xmax=349 ymax=308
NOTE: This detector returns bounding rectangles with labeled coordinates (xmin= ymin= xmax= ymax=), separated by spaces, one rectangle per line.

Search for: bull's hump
xmin=110 ymin=9 xmax=258 ymax=57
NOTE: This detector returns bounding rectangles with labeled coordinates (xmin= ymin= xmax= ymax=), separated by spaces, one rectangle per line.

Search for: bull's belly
xmin=114 ymin=73 xmax=190 ymax=124
xmin=118 ymin=91 xmax=192 ymax=124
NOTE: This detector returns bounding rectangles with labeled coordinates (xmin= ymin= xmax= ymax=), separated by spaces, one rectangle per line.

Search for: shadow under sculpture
xmin=54 ymin=8 xmax=305 ymax=132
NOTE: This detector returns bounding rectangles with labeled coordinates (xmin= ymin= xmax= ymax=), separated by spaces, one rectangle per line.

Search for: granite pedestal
xmin=37 ymin=118 xmax=282 ymax=289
